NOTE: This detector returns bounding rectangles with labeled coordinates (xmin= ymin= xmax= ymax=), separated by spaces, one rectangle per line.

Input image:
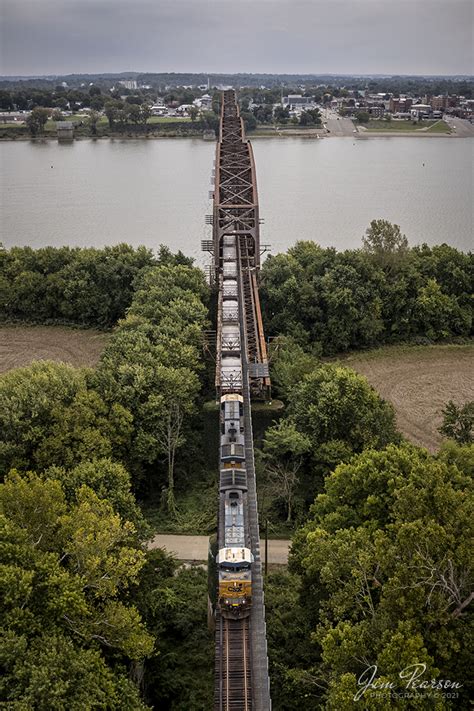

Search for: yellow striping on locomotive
xmin=222 ymin=462 xmax=242 ymax=469
xmin=219 ymin=580 xmax=252 ymax=599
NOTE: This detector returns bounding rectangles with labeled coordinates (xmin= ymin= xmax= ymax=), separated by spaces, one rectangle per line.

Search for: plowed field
xmin=0 ymin=325 xmax=109 ymax=373
xmin=342 ymin=344 xmax=474 ymax=452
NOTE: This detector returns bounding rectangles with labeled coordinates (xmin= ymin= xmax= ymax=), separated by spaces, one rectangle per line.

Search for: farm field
xmin=1 ymin=328 xmax=472 ymax=454
xmin=341 ymin=343 xmax=474 ymax=452
xmin=0 ymin=325 xmax=109 ymax=373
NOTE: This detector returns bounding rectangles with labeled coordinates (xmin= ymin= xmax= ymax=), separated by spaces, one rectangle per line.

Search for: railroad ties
xmin=212 ymin=90 xmax=272 ymax=711
xmin=215 ymin=617 xmax=252 ymax=711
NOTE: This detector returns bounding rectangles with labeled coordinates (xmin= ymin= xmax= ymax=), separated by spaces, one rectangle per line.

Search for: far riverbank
xmin=1 ymin=130 xmax=470 ymax=142
xmin=2 ymin=119 xmax=474 ymax=141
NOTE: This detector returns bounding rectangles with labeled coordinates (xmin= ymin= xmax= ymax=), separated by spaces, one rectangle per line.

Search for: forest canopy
xmin=260 ymin=224 xmax=473 ymax=354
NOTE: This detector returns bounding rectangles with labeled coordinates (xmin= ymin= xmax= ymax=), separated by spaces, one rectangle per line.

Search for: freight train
xmin=216 ymin=234 xmax=253 ymax=618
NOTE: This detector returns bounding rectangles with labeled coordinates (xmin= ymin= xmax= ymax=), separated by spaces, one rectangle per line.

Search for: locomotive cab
xmin=217 ymin=546 xmax=253 ymax=618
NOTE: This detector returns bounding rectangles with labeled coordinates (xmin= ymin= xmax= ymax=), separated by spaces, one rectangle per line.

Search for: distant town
xmin=0 ymin=72 xmax=473 ymax=138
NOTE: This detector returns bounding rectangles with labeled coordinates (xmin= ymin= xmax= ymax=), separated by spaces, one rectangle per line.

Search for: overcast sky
xmin=1 ymin=0 xmax=473 ymax=77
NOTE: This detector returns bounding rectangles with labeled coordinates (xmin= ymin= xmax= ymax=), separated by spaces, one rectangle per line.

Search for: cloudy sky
xmin=1 ymin=0 xmax=472 ymax=76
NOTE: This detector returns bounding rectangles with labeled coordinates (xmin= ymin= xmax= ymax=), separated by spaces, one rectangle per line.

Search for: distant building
xmin=193 ymin=94 xmax=212 ymax=111
xmin=369 ymin=105 xmax=385 ymax=118
xmin=0 ymin=112 xmax=26 ymax=123
xmin=411 ymin=104 xmax=431 ymax=119
xmin=119 ymin=80 xmax=138 ymax=90
xmin=430 ymin=95 xmax=448 ymax=111
xmin=389 ymin=96 xmax=413 ymax=113
xmin=150 ymin=105 xmax=167 ymax=116
xmin=56 ymin=121 xmax=74 ymax=141
xmin=151 ymin=97 xmax=166 ymax=116
xmin=176 ymin=104 xmax=194 ymax=115
xmin=200 ymin=94 xmax=212 ymax=110
xmin=283 ymin=95 xmax=315 ymax=110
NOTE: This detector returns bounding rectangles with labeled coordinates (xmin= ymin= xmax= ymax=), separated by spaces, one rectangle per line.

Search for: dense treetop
xmin=260 ymin=224 xmax=473 ymax=354
xmin=0 ymin=245 xmax=215 ymax=708
xmin=263 ymin=443 xmax=474 ymax=709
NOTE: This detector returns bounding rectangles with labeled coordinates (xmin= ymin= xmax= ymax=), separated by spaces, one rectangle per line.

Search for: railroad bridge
xmin=207 ymin=90 xmax=272 ymax=711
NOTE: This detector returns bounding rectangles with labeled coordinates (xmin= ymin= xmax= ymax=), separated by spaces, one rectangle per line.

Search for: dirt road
xmin=148 ymin=534 xmax=291 ymax=564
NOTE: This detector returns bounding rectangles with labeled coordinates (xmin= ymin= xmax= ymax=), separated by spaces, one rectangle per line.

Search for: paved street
xmin=322 ymin=108 xmax=357 ymax=136
xmin=443 ymin=115 xmax=474 ymax=137
xmin=148 ymin=533 xmax=291 ymax=564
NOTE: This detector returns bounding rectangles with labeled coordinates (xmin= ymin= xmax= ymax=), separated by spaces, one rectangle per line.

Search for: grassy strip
xmin=424 ymin=120 xmax=452 ymax=133
xmin=365 ymin=119 xmax=451 ymax=133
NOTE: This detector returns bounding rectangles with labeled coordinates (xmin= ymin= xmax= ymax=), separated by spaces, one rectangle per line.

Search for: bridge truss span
xmin=214 ymin=90 xmax=270 ymax=400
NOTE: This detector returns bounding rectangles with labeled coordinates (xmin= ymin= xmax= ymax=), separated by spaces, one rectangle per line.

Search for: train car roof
xmin=221 ymin=393 xmax=244 ymax=403
xmin=216 ymin=547 xmax=253 ymax=564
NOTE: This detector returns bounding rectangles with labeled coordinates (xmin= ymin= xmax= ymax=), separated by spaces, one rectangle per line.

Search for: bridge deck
xmin=213 ymin=90 xmax=271 ymax=711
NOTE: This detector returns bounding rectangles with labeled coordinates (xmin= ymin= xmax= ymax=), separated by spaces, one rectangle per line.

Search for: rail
xmin=215 ymin=616 xmax=252 ymax=711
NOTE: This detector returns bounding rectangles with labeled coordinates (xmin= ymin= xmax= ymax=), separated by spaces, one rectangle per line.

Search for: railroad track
xmin=215 ymin=616 xmax=252 ymax=711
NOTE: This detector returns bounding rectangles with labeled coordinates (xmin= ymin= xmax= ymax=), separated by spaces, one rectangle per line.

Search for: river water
xmin=1 ymin=137 xmax=472 ymax=262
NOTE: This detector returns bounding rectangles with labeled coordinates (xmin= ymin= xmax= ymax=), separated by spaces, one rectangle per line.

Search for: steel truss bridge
xmin=208 ymin=90 xmax=272 ymax=711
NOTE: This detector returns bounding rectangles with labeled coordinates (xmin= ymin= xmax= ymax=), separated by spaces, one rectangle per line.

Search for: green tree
xmin=88 ymin=109 xmax=100 ymax=135
xmin=126 ymin=103 xmax=141 ymax=125
xmin=263 ymin=421 xmax=311 ymax=521
xmin=104 ymin=99 xmax=123 ymax=128
xmin=274 ymin=105 xmax=290 ymax=124
xmin=0 ymin=471 xmax=154 ymax=708
xmin=362 ymin=219 xmax=409 ymax=272
xmin=140 ymin=103 xmax=152 ymax=125
xmin=1 ymin=630 xmax=149 ymax=710
xmin=319 ymin=259 xmax=384 ymax=352
xmin=264 ymin=571 xmax=316 ymax=710
xmin=288 ymin=364 xmax=399 ymax=454
xmin=0 ymin=361 xmax=85 ymax=475
xmin=415 ymin=278 xmax=469 ymax=339
xmin=130 ymin=549 xmax=214 ymax=708
xmin=260 ymin=237 xmax=472 ymax=352
xmin=289 ymin=444 xmax=473 ymax=708
xmin=44 ymin=458 xmax=147 ymax=534
xmin=26 ymin=107 xmax=50 ymax=136
xmin=94 ymin=263 xmax=209 ymax=495
xmin=0 ymin=242 xmax=157 ymax=327
xmin=189 ymin=105 xmax=199 ymax=122
xmin=355 ymin=110 xmax=370 ymax=123
xmin=439 ymin=400 xmax=474 ymax=444
xmin=33 ymin=389 xmax=133 ymax=470
xmin=269 ymin=336 xmax=320 ymax=398
xmin=241 ymin=111 xmax=257 ymax=131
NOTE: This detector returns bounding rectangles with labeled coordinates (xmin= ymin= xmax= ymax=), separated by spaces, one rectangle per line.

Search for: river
xmin=1 ymin=137 xmax=472 ymax=261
